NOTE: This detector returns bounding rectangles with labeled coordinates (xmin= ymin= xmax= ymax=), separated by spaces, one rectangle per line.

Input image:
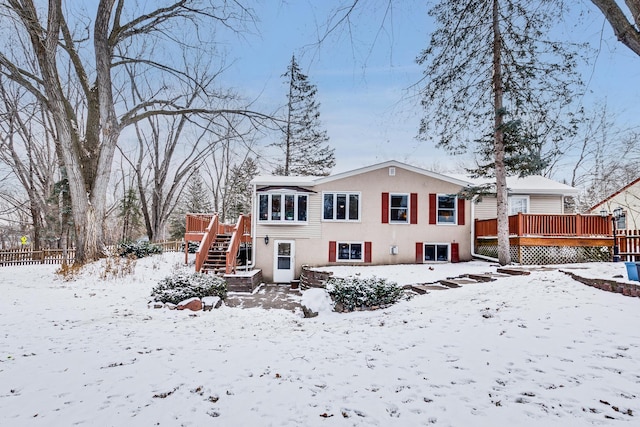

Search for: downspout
xmin=470 ymin=194 xmax=500 ymax=263
xmin=247 ymin=182 xmax=257 ymax=270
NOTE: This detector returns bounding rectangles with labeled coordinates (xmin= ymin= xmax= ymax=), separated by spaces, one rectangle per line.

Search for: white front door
xmin=273 ymin=240 xmax=295 ymax=283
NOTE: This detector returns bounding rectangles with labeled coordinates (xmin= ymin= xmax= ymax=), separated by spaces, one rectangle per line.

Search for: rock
xmin=202 ymin=296 xmax=222 ymax=311
xmin=301 ymin=305 xmax=318 ymax=318
xmin=177 ymin=297 xmax=202 ymax=311
xmin=152 ymin=301 xmax=164 ymax=309
xmin=334 ymin=302 xmax=344 ymax=313
xmin=165 ymin=303 xmax=177 ymax=310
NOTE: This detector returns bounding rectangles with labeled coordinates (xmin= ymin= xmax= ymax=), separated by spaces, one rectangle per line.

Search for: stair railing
xmin=195 ymin=214 xmax=219 ymax=273
xmin=225 ymin=214 xmax=251 ymax=274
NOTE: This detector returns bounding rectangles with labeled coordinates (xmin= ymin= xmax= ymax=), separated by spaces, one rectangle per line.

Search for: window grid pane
xmin=271 ymin=195 xmax=281 ymax=220
xmin=259 ymin=195 xmax=268 ymax=220
xmin=437 ymin=195 xmax=456 ymax=224
xmin=297 ymin=195 xmax=307 ymax=221
xmin=390 ymin=194 xmax=408 ymax=222
xmin=323 ymin=194 xmax=334 ymax=220
xmin=336 ymin=194 xmax=347 ymax=220
xmin=349 ymin=194 xmax=359 ymax=220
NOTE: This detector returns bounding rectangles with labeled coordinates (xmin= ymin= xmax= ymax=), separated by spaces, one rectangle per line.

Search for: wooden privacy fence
xmin=0 ymin=240 xmax=183 ymax=267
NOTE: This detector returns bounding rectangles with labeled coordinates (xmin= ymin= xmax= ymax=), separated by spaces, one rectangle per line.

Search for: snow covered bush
xmin=117 ymin=240 xmax=163 ymax=258
xmin=326 ymin=276 xmax=403 ymax=312
xmin=151 ymin=271 xmax=227 ymax=304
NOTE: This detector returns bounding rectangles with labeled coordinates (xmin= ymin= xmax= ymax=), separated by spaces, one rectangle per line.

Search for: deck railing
xmin=476 ymin=213 xmax=612 ymax=238
xmin=185 ymin=213 xmax=216 ymax=235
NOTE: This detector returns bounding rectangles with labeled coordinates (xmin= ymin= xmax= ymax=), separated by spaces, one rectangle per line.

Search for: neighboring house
xmin=588 ymin=176 xmax=640 ymax=230
xmin=250 ymin=160 xmax=581 ymax=283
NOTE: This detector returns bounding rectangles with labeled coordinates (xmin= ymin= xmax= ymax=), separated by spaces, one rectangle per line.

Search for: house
xmin=455 ymin=174 xmax=579 ymax=219
xmin=249 ymin=160 xmax=590 ymax=282
xmin=588 ymin=176 xmax=640 ymax=230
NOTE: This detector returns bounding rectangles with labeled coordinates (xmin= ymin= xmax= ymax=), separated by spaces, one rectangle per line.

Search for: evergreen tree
xmin=225 ymin=157 xmax=259 ymax=221
xmin=417 ymin=0 xmax=584 ymax=265
xmin=168 ymin=171 xmax=213 ymax=239
xmin=275 ymin=55 xmax=335 ymax=176
xmin=118 ymin=187 xmax=142 ymax=241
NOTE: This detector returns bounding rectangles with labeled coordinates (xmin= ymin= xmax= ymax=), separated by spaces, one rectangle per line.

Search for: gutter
xmin=470 ymin=194 xmax=500 ymax=263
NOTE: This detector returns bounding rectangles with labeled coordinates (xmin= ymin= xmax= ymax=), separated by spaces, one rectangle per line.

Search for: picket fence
xmin=0 ymin=240 xmax=183 ymax=267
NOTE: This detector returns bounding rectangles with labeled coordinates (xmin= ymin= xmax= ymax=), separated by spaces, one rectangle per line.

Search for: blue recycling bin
xmin=625 ymin=262 xmax=639 ymax=281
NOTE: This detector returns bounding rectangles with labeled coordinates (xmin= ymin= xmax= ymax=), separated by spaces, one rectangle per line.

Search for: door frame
xmin=273 ymin=240 xmax=295 ymax=283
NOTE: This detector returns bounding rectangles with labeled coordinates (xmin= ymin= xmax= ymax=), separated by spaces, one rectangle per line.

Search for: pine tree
xmin=225 ymin=157 xmax=259 ymax=221
xmin=417 ymin=0 xmax=584 ymax=265
xmin=275 ymin=55 xmax=335 ymax=176
xmin=168 ymin=171 xmax=213 ymax=239
xmin=118 ymin=187 xmax=143 ymax=242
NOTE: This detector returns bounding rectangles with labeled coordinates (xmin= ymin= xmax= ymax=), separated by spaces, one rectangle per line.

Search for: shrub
xmin=326 ymin=276 xmax=403 ymax=311
xmin=118 ymin=240 xmax=163 ymax=258
xmin=100 ymin=255 xmax=136 ymax=280
xmin=151 ymin=271 xmax=227 ymax=304
xmin=180 ymin=241 xmax=200 ymax=254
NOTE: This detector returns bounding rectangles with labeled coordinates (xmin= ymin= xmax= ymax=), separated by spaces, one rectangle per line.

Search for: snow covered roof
xmin=252 ymin=161 xmax=578 ymax=196
xmin=251 ymin=175 xmax=321 ymax=187
xmin=446 ymin=174 xmax=579 ymax=196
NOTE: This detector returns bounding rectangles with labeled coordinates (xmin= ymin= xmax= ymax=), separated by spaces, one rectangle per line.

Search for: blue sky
xmin=221 ymin=1 xmax=640 ymax=177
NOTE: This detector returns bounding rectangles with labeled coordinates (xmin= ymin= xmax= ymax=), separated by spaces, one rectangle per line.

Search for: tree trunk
xmin=591 ymin=0 xmax=640 ymax=57
xmin=493 ymin=0 xmax=511 ymax=265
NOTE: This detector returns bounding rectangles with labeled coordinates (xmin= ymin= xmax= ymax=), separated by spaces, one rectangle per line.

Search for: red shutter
xmin=457 ymin=198 xmax=465 ymax=225
xmin=429 ymin=193 xmax=437 ymax=224
xmin=329 ymin=241 xmax=336 ymax=262
xmin=451 ymin=242 xmax=460 ymax=263
xmin=410 ymin=193 xmax=418 ymax=224
xmin=364 ymin=242 xmax=372 ymax=263
xmin=382 ymin=192 xmax=389 ymax=223
xmin=415 ymin=242 xmax=423 ymax=263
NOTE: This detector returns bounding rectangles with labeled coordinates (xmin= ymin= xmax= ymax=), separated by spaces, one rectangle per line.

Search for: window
xmin=509 ymin=196 xmax=529 ymax=215
xmin=323 ymin=192 xmax=360 ymax=221
xmin=437 ymin=195 xmax=456 ymax=224
xmin=616 ymin=212 xmax=627 ymax=230
xmin=338 ymin=242 xmax=363 ymax=261
xmin=424 ymin=244 xmax=449 ymax=262
xmin=258 ymin=193 xmax=308 ymax=223
xmin=390 ymin=194 xmax=408 ymax=223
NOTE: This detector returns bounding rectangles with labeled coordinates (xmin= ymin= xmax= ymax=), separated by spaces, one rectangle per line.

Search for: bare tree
xmin=0 ymin=78 xmax=60 ymax=251
xmin=0 ymin=0 xmax=262 ymax=263
xmin=591 ymin=0 xmax=640 ymax=57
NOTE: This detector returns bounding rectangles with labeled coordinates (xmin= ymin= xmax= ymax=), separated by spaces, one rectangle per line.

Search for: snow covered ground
xmin=1 ymin=253 xmax=639 ymax=426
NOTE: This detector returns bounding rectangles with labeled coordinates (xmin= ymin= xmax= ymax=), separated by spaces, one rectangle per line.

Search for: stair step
xmin=496 ymin=268 xmax=531 ymax=276
xmin=465 ymin=273 xmax=497 ymax=282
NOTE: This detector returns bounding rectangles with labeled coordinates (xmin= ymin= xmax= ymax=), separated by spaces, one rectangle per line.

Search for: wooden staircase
xmin=184 ymin=213 xmax=252 ymax=275
xmin=201 ymin=234 xmax=232 ymax=274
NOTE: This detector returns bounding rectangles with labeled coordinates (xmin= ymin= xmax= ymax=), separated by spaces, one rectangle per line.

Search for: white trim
xmin=436 ymin=194 xmax=458 ymax=225
xmin=273 ymin=240 xmax=295 ymax=283
xmin=423 ymin=242 xmax=451 ymax=262
xmin=336 ymin=241 xmax=365 ymax=262
xmin=321 ymin=191 xmax=362 ymax=222
xmin=508 ymin=195 xmax=530 ymax=215
xmin=258 ymin=192 xmax=309 ymax=224
xmin=389 ymin=193 xmax=410 ymax=224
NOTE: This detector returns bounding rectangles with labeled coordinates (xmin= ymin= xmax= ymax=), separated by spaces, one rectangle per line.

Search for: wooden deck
xmin=475 ymin=213 xmax=614 ymax=263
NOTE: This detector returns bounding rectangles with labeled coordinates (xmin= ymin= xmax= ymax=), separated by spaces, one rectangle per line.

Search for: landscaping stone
xmin=177 ymin=297 xmax=202 ymax=311
xmin=202 ymin=296 xmax=222 ymax=311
